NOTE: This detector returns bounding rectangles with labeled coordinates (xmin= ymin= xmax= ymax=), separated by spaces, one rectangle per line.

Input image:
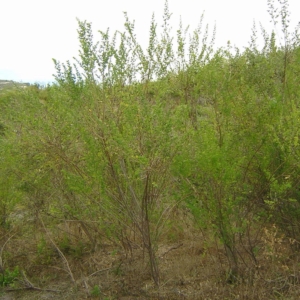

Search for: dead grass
xmin=1 ymin=211 xmax=300 ymax=300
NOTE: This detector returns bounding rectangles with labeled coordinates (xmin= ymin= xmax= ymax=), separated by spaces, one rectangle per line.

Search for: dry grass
xmin=1 ymin=210 xmax=300 ymax=300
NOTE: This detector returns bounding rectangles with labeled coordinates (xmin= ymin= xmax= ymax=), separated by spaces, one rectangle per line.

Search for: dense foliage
xmin=1 ymin=0 xmax=300 ymax=296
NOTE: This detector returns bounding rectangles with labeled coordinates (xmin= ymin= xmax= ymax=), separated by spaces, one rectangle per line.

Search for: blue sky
xmin=1 ymin=0 xmax=299 ymax=84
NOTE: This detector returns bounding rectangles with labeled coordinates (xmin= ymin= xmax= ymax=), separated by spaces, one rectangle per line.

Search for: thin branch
xmin=0 ymin=231 xmax=17 ymax=271
xmin=38 ymin=215 xmax=76 ymax=284
xmin=88 ymin=266 xmax=114 ymax=277
xmin=5 ymin=271 xmax=61 ymax=293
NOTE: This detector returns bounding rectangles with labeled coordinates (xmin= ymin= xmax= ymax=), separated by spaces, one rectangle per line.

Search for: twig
xmin=88 ymin=267 xmax=113 ymax=278
xmin=38 ymin=215 xmax=76 ymax=284
xmin=160 ymin=243 xmax=183 ymax=258
xmin=0 ymin=231 xmax=17 ymax=271
xmin=5 ymin=286 xmax=61 ymax=293
xmin=5 ymin=272 xmax=61 ymax=293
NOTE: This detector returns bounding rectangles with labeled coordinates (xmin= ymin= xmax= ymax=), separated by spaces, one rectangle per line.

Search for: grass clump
xmin=0 ymin=267 xmax=19 ymax=287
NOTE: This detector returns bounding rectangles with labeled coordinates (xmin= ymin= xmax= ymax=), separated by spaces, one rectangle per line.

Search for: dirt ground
xmin=1 ymin=215 xmax=300 ymax=299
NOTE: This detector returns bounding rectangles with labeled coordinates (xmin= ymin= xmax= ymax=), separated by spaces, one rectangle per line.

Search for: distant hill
xmin=0 ymin=79 xmax=30 ymax=90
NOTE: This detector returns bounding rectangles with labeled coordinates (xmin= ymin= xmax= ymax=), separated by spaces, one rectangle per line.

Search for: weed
xmin=90 ymin=285 xmax=101 ymax=297
xmin=0 ymin=266 xmax=19 ymax=287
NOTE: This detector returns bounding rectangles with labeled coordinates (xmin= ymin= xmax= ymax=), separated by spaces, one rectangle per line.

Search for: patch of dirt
xmin=1 ymin=220 xmax=300 ymax=299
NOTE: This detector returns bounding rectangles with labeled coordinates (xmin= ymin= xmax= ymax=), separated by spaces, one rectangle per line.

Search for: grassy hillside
xmin=0 ymin=80 xmax=30 ymax=91
xmin=1 ymin=1 xmax=300 ymax=299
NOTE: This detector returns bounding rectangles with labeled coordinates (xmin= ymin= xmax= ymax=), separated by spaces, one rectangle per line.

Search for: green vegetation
xmin=0 ymin=267 xmax=19 ymax=287
xmin=1 ymin=0 xmax=300 ymax=298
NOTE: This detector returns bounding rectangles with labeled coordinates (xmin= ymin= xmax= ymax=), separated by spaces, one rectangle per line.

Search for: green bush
xmin=1 ymin=0 xmax=300 ymax=286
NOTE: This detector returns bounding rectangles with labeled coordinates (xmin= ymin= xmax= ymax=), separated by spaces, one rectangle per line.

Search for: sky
xmin=0 ymin=0 xmax=299 ymax=84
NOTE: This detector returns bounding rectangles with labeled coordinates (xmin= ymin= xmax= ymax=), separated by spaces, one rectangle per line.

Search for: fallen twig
xmin=88 ymin=266 xmax=114 ymax=278
xmin=4 ymin=272 xmax=61 ymax=293
xmin=4 ymin=286 xmax=61 ymax=293
xmin=160 ymin=243 xmax=183 ymax=258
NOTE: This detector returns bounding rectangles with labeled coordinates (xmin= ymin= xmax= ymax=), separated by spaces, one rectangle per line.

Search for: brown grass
xmin=1 ymin=210 xmax=300 ymax=300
